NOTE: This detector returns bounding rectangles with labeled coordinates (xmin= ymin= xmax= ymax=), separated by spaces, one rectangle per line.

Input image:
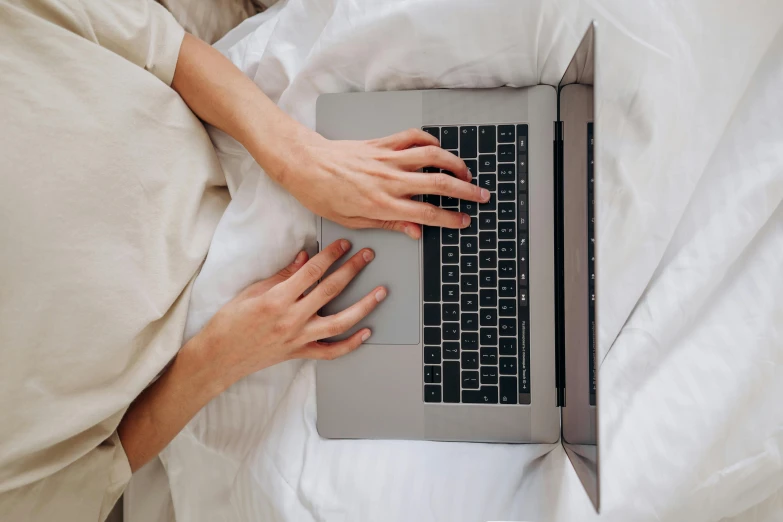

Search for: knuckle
xmin=320 ymin=280 xmax=340 ymax=298
xmin=432 ymin=173 xmax=449 ymax=191
xmin=421 ymin=204 xmax=438 ymax=222
xmin=305 ymin=263 xmax=322 ymax=281
xmin=326 ymin=321 xmax=345 ymax=338
xmin=424 ymin=146 xmax=440 ymax=161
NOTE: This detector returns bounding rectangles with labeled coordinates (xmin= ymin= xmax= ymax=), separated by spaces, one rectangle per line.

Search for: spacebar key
xmin=423 ymin=225 xmax=440 ymax=301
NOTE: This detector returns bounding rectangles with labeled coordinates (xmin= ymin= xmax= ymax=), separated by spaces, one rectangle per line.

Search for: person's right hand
xmin=201 ymin=239 xmax=384 ymax=388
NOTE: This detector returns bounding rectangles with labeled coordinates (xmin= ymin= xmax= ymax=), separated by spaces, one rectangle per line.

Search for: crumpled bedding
xmin=158 ymin=1 xmax=783 ymax=520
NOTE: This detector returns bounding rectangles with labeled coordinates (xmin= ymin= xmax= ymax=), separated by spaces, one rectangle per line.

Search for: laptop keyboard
xmin=587 ymin=123 xmax=596 ymax=406
xmin=420 ymin=124 xmax=530 ymax=405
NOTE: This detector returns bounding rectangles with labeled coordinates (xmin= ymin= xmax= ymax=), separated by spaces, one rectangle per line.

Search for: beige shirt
xmin=0 ymin=1 xmax=228 ymax=520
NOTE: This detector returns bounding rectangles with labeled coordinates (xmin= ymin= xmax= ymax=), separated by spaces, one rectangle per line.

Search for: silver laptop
xmin=315 ymin=24 xmax=600 ymax=510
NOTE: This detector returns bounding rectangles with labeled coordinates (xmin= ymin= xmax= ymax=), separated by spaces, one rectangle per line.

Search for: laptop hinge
xmin=553 ymin=120 xmax=565 ymax=408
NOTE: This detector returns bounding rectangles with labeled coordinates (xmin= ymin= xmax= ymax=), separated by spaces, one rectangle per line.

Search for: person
xmin=0 ymin=0 xmax=490 ymax=520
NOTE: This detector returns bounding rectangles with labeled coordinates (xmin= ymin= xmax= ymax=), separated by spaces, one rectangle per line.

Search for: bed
xmin=130 ymin=0 xmax=783 ymax=520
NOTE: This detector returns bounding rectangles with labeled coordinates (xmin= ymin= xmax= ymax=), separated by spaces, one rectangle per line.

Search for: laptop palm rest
xmin=320 ymin=221 xmax=419 ymax=345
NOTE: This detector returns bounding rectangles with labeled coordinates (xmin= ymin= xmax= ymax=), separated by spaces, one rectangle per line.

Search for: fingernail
xmin=375 ymin=288 xmax=387 ymax=302
xmin=462 ymin=214 xmax=470 ymax=227
xmin=294 ymin=251 xmax=307 ymax=265
xmin=466 ymin=171 xmax=473 ymax=182
xmin=361 ymin=330 xmax=371 ymax=342
xmin=340 ymin=239 xmax=351 ymax=252
xmin=363 ymin=249 xmax=374 ymax=262
xmin=480 ymin=188 xmax=490 ymax=201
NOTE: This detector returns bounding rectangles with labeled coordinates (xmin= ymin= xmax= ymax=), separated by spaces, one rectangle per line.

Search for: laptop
xmin=315 ymin=24 xmax=600 ymax=510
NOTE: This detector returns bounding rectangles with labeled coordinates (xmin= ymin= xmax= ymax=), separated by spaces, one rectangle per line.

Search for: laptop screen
xmin=558 ymin=23 xmax=600 ymax=511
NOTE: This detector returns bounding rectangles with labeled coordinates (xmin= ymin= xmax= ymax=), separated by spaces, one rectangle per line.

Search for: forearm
xmin=117 ymin=334 xmax=228 ymax=472
xmin=171 ymin=33 xmax=307 ymax=180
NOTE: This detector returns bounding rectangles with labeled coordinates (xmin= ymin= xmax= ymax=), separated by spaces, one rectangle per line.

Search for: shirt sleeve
xmin=57 ymin=0 xmax=186 ymax=85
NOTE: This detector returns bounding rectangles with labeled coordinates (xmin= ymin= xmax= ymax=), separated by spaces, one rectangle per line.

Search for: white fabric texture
xmin=160 ymin=1 xmax=783 ymax=521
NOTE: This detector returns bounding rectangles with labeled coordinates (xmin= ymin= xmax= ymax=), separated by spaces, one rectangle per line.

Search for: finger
xmin=293 ymin=328 xmax=372 ymax=361
xmin=394 ymin=146 xmax=471 ymax=181
xmin=405 ymin=171 xmax=489 ymax=203
xmin=305 ymin=286 xmax=386 ymax=341
xmin=348 ymin=217 xmax=421 ymax=239
xmin=371 ymin=128 xmax=439 ymax=151
xmin=300 ymin=248 xmax=376 ymax=314
xmin=282 ymin=239 xmax=350 ymax=298
xmin=391 ymin=199 xmax=471 ymax=229
xmin=237 ymin=251 xmax=308 ymax=299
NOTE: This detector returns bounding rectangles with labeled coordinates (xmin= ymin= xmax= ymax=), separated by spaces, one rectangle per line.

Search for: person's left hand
xmin=263 ymin=127 xmax=491 ymax=239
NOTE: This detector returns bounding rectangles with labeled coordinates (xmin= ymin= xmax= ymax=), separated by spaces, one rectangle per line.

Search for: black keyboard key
xmin=424 ymin=365 xmax=434 ymax=383
xmin=499 ymin=337 xmax=516 ymax=355
xmin=462 ymin=370 xmax=480 ymax=389
xmin=498 ymin=280 xmax=516 ymax=297
xmin=479 ymin=126 xmax=496 ymax=153
xmin=499 ymin=260 xmax=516 ymax=278
xmin=479 ymin=231 xmax=496 ymax=250
xmin=519 ymin=213 xmax=528 ymax=231
xmin=461 ymin=313 xmax=478 ymax=331
xmin=460 ymin=200 xmax=478 ymax=216
xmin=424 ymin=384 xmax=442 ymax=403
xmin=443 ymin=342 xmax=460 ymax=360
xmin=442 ymin=322 xmax=460 ymax=340
xmin=461 ymin=274 xmax=478 ymax=293
xmin=480 ymin=347 xmax=498 ymax=365
xmin=480 ymin=289 xmax=497 ymax=307
xmin=499 ymin=299 xmax=516 ymax=317
xmin=479 ymin=154 xmax=496 ymax=173
xmin=461 ymin=294 xmax=478 ymax=312
xmin=479 ymin=212 xmax=496 ymax=230
xmin=518 ymin=198 xmax=526 ymax=214
xmin=442 ymin=246 xmax=459 ymax=264
xmin=423 ymin=127 xmax=439 ymax=140
xmin=517 ymin=125 xmax=528 ymax=151
xmin=459 ymin=126 xmax=477 ymax=158
xmin=424 ymin=194 xmax=440 ymax=206
xmin=499 ymin=318 xmax=515 ymax=336
xmin=480 ymin=308 xmax=497 ymax=326
xmin=498 ymin=144 xmax=515 ymax=162
xmin=423 ymin=303 xmax=440 ymax=325
xmin=481 ymin=367 xmax=498 ymax=385
xmin=443 ymin=284 xmax=459 ymax=302
xmin=499 ymin=356 xmax=517 ymax=375
xmin=478 ymin=173 xmax=496 ymax=192
xmin=424 ymin=327 xmax=440 ymax=345
xmin=498 ymin=183 xmax=515 ymax=201
xmin=423 ymin=167 xmax=440 ymax=174
xmin=441 ymin=195 xmax=459 ymax=208
xmin=480 ymin=270 xmax=497 ymax=288
xmin=464 ymin=159 xmax=478 ymax=180
xmin=442 ymin=265 xmax=459 ymax=283
xmin=460 ymin=236 xmax=477 ymax=254
xmin=441 ymin=126 xmax=458 ymax=149
xmin=498 ymin=241 xmax=515 ymax=259
xmin=443 ymin=361 xmax=460 ymax=402
xmin=460 ymin=255 xmax=478 ymax=274
xmin=498 ymin=164 xmax=515 ymax=182
xmin=519 ymin=173 xmax=528 ymax=194
xmin=464 ymin=216 xmax=478 ymax=235
xmin=443 ymin=303 xmax=459 ymax=321
xmin=498 ymin=222 xmax=515 ymax=239
xmin=423 ymin=225 xmax=440 ymax=301
xmin=432 ymin=365 xmax=442 ymax=383
xmin=498 ymin=203 xmax=515 ymax=220
xmin=461 ymin=351 xmax=479 ymax=370
xmin=500 ymin=377 xmax=518 ymax=404
xmin=464 ymin=386 xmax=498 ymax=404
xmin=480 ymin=251 xmax=497 ymax=269
xmin=480 ymin=327 xmax=497 ymax=346
xmin=478 ymin=195 xmax=496 ymax=211
xmin=519 ymin=288 xmax=528 ymax=308
xmin=498 ymin=125 xmax=515 ymax=143
xmin=461 ymin=332 xmax=478 ymax=350
xmin=425 ymin=346 xmax=441 ymax=364
xmin=442 ymin=228 xmax=458 ymax=245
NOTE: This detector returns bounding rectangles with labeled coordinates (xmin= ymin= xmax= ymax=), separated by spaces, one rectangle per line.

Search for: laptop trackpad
xmin=320 ymin=220 xmax=419 ymax=345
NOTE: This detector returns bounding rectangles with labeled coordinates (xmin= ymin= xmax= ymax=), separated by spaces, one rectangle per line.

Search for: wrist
xmin=177 ymin=330 xmax=235 ymax=401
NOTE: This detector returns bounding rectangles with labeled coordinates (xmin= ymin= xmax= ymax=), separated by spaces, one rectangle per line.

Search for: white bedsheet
xmin=160 ymin=1 xmax=783 ymax=521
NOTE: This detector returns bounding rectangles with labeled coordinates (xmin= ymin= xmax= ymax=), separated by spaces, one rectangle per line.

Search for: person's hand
xmin=264 ymin=128 xmax=491 ymax=239
xmin=200 ymin=239 xmax=384 ymax=388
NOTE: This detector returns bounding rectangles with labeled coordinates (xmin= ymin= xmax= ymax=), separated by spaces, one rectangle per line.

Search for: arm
xmin=170 ymin=33 xmax=490 ymax=239
xmin=119 ymin=242 xmax=384 ymax=472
